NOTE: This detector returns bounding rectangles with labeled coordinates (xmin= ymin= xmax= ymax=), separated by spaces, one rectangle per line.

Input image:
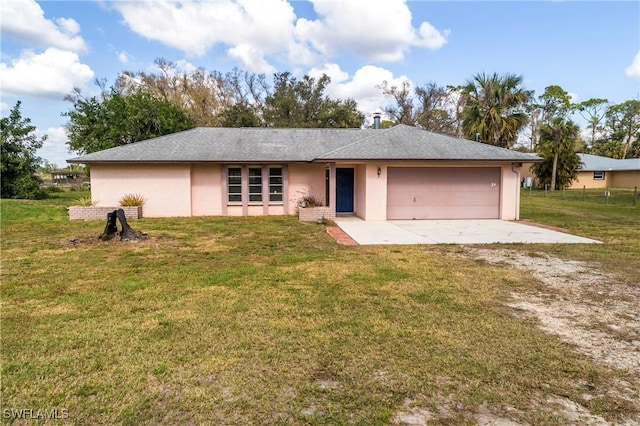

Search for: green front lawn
xmin=520 ymin=191 xmax=640 ymax=286
xmin=1 ymin=192 xmax=638 ymax=424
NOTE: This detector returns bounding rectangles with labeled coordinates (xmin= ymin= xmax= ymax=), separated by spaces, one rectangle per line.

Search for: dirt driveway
xmin=465 ymin=248 xmax=639 ymax=425
xmin=393 ymin=247 xmax=639 ymax=425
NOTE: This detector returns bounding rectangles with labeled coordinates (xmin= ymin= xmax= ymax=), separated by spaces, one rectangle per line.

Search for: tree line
xmin=2 ymin=59 xmax=638 ymax=198
xmin=380 ymin=74 xmax=638 ymax=190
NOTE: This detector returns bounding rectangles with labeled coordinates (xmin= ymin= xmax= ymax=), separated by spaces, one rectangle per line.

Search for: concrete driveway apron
xmin=333 ymin=217 xmax=601 ymax=245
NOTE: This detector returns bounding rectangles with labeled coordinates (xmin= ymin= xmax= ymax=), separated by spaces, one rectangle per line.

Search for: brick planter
xmin=68 ymin=206 xmax=142 ymax=221
xmin=298 ymin=206 xmax=335 ymax=222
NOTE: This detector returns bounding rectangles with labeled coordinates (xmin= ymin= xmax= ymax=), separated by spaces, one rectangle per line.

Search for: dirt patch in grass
xmin=458 ymin=248 xmax=640 ymax=425
xmin=57 ymin=233 xmax=185 ymax=250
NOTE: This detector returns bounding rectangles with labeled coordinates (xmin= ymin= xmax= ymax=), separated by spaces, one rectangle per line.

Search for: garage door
xmin=387 ymin=167 xmax=500 ymax=219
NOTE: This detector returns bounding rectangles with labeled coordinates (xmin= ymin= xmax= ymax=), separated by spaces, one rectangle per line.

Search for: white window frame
xmin=227 ymin=167 xmax=242 ymax=204
xmin=269 ymin=166 xmax=284 ymax=204
xmin=593 ymin=171 xmax=605 ymax=180
xmin=248 ymin=167 xmax=263 ymax=204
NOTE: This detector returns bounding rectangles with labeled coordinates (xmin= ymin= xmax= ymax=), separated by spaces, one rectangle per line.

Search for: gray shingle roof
xmin=68 ymin=125 xmax=541 ymax=164
xmin=578 ymin=154 xmax=640 ymax=171
xmin=317 ymin=125 xmax=540 ymax=161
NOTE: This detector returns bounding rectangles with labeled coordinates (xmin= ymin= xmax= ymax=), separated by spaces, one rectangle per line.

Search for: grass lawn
xmin=1 ymin=191 xmax=638 ymax=424
xmin=520 ymin=190 xmax=640 ymax=286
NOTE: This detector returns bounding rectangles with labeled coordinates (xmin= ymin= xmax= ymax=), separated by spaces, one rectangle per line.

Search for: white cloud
xmin=417 ymin=22 xmax=450 ymax=50
xmin=625 ymin=50 xmax=640 ymax=79
xmin=568 ymin=92 xmax=579 ymax=103
xmin=309 ymin=64 xmax=412 ymax=121
xmin=56 ymin=17 xmax=80 ymax=35
xmin=308 ymin=63 xmax=349 ymax=83
xmin=107 ymin=43 xmax=129 ymax=64
xmin=0 ymin=0 xmax=87 ymax=52
xmin=1 ymin=102 xmax=10 ymax=115
xmin=111 ymin=0 xmax=448 ymax=70
xmin=0 ymin=48 xmax=94 ymax=99
xmin=296 ymin=0 xmax=449 ymax=62
xmin=113 ymin=0 xmax=298 ymax=59
xmin=175 ymin=60 xmax=198 ymax=74
xmin=36 ymin=126 xmax=73 ymax=167
xmin=228 ymin=44 xmax=276 ymax=74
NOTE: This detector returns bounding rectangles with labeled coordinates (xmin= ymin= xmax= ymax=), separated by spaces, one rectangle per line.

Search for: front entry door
xmin=336 ymin=168 xmax=354 ymax=213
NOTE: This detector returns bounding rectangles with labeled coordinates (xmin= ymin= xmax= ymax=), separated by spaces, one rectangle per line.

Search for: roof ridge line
xmin=314 ymin=125 xmax=398 ymax=160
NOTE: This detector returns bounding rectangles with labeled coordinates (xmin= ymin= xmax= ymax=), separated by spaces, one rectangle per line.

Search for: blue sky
xmin=1 ymin=0 xmax=639 ymax=167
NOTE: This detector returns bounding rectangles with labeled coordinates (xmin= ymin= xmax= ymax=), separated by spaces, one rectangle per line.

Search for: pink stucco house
xmin=67 ymin=125 xmax=539 ymax=220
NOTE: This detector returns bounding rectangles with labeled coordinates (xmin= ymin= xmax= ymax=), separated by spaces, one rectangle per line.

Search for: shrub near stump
xmin=119 ymin=193 xmax=146 ymax=207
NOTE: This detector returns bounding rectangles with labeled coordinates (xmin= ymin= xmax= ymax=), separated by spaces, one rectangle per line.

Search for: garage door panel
xmin=387 ymin=205 xmax=498 ymax=220
xmin=389 ymin=191 xmax=496 ymax=207
xmin=387 ymin=167 xmax=500 ymax=219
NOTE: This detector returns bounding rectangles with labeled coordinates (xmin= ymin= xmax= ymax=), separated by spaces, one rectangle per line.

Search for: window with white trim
xmin=227 ymin=167 xmax=242 ymax=203
xmin=248 ymin=167 xmax=262 ymax=203
xmin=593 ymin=171 xmax=605 ymax=180
xmin=269 ymin=167 xmax=283 ymax=203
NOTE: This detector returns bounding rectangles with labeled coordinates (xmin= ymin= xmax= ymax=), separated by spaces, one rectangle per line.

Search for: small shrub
xmin=73 ymin=196 xmax=98 ymax=206
xmin=119 ymin=193 xmax=146 ymax=206
xmin=299 ymin=195 xmax=324 ymax=208
xmin=44 ymin=185 xmax=63 ymax=193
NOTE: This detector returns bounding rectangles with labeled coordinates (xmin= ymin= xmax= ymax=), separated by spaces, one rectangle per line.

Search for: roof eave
xmin=67 ymin=159 xmax=314 ymax=165
xmin=314 ymin=157 xmax=543 ymax=163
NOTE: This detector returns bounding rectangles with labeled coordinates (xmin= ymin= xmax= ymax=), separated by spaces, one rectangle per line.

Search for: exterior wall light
xmin=377 ymin=167 xmax=382 ymax=177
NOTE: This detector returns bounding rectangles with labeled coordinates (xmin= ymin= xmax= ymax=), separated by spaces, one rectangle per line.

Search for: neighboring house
xmin=51 ymin=168 xmax=86 ymax=182
xmin=42 ymin=168 xmax=89 ymax=186
xmin=570 ymin=154 xmax=640 ymax=189
xmin=67 ymin=125 xmax=540 ymax=220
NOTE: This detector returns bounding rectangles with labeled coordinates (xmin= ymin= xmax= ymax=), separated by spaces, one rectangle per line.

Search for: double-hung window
xmin=269 ymin=167 xmax=283 ymax=203
xmin=248 ymin=167 xmax=263 ymax=203
xmin=227 ymin=167 xmax=242 ymax=203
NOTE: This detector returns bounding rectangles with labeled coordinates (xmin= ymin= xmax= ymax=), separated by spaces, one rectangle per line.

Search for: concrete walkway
xmin=333 ymin=217 xmax=601 ymax=245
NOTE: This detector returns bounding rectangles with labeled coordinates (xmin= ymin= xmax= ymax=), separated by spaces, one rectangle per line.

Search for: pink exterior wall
xmin=287 ymin=163 xmax=327 ymax=212
xmin=89 ymin=161 xmax=522 ymax=220
xmin=226 ymin=205 xmax=244 ymax=216
xmin=191 ymin=164 xmax=223 ymax=216
xmin=355 ymin=165 xmax=367 ymax=218
xmin=500 ymin=164 xmax=520 ymax=220
xmin=362 ymin=164 xmax=387 ymax=220
xmin=90 ymin=164 xmax=192 ymax=217
xmin=247 ymin=205 xmax=265 ymax=216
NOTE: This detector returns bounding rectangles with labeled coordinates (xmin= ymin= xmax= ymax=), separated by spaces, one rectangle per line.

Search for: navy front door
xmin=336 ymin=168 xmax=354 ymax=213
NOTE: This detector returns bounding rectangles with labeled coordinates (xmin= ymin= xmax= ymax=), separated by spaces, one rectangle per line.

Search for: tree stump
xmin=98 ymin=208 xmax=145 ymax=241
xmin=99 ymin=210 xmax=118 ymax=241
xmin=116 ymin=208 xmax=143 ymax=241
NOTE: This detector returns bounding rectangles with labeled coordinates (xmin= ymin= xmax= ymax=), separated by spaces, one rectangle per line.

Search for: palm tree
xmin=462 ymin=72 xmax=531 ymax=148
xmin=533 ymin=117 xmax=582 ymax=190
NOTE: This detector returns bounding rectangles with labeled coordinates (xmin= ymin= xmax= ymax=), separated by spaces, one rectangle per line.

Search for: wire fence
xmin=522 ymin=186 xmax=639 ymax=207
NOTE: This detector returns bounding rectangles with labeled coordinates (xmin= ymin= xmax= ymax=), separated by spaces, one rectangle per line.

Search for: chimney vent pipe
xmin=373 ymin=112 xmax=382 ymax=129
